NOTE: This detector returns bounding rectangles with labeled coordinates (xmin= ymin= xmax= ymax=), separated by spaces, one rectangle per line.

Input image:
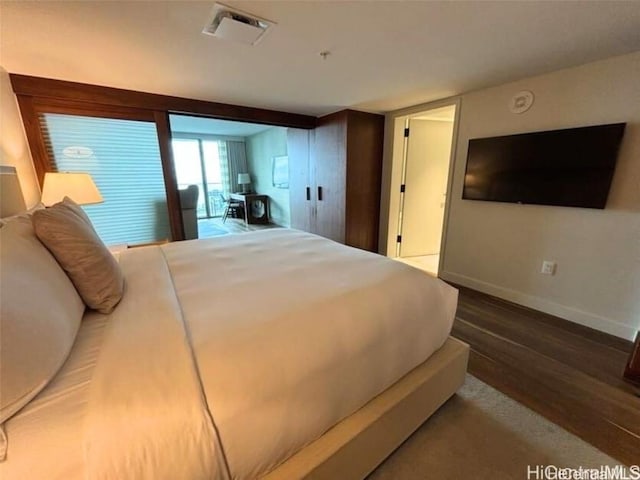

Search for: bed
xmin=0 ymin=199 xmax=468 ymax=479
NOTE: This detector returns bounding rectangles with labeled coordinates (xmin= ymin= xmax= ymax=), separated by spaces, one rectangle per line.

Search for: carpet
xmin=368 ymin=374 xmax=619 ymax=479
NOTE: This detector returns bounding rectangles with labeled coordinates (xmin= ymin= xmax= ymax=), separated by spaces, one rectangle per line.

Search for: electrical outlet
xmin=541 ymin=260 xmax=556 ymax=275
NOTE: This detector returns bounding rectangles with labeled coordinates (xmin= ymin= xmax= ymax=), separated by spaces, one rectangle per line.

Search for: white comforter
xmin=2 ymin=229 xmax=457 ymax=480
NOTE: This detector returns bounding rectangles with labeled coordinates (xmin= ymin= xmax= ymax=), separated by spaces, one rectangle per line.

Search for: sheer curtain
xmin=218 ymin=141 xmax=230 ymax=196
xmin=219 ymin=140 xmax=248 ymax=195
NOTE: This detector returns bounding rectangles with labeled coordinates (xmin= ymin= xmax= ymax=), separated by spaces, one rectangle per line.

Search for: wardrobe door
xmin=344 ymin=110 xmax=385 ymax=252
xmin=314 ymin=113 xmax=347 ymax=243
xmin=287 ymin=128 xmax=315 ymax=233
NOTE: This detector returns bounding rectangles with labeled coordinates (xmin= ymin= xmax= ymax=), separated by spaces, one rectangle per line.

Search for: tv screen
xmin=463 ymin=123 xmax=626 ymax=209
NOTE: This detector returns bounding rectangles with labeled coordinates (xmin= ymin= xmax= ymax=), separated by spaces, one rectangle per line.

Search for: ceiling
xmin=2 ymin=1 xmax=640 ymax=116
xmin=169 ymin=114 xmax=274 ymax=136
xmin=411 ymin=105 xmax=456 ymax=123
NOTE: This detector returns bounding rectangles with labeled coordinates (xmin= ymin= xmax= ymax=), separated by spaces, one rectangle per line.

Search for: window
xmin=40 ymin=113 xmax=171 ymax=245
xmin=171 ymin=138 xmax=227 ymax=218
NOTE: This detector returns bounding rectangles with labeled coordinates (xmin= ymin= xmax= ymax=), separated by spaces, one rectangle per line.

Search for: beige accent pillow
xmin=32 ymin=197 xmax=124 ymax=314
xmin=0 ymin=216 xmax=85 ymax=426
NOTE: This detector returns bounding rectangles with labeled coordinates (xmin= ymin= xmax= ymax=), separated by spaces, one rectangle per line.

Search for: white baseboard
xmin=440 ymin=271 xmax=637 ymax=341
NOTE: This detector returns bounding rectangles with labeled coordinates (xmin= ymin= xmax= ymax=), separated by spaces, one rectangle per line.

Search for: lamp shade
xmin=41 ymin=172 xmax=103 ymax=206
xmin=238 ymin=173 xmax=251 ymax=185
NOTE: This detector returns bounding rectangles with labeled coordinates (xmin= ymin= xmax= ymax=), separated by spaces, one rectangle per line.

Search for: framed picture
xmin=272 ymin=155 xmax=289 ymax=189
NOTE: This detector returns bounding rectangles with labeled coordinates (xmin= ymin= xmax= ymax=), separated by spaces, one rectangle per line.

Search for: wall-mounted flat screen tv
xmin=463 ymin=123 xmax=626 ymax=209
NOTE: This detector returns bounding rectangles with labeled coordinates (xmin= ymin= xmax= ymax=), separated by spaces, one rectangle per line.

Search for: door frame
xmin=380 ymin=97 xmax=461 ymax=275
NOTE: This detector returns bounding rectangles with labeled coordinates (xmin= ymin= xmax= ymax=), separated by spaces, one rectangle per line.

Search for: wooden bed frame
xmin=265 ymin=337 xmax=469 ymax=480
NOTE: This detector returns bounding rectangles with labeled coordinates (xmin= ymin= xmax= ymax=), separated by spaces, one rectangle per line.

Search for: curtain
xmin=218 ymin=141 xmax=231 ymax=196
xmin=223 ymin=140 xmax=248 ymax=194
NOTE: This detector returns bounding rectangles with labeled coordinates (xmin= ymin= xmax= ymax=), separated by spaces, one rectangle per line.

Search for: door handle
xmin=306 ymin=186 xmax=311 ymax=201
xmin=317 ymin=186 xmax=323 ymax=201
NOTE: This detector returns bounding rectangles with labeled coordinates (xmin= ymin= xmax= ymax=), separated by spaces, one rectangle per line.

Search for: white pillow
xmin=0 ymin=215 xmax=85 ymax=426
xmin=0 ymin=202 xmax=44 ymax=227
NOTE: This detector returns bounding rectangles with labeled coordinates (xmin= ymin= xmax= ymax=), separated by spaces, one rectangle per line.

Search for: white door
xmin=399 ymin=117 xmax=454 ymax=258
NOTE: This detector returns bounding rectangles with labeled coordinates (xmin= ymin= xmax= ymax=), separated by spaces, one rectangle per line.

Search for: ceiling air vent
xmin=202 ymin=3 xmax=275 ymax=45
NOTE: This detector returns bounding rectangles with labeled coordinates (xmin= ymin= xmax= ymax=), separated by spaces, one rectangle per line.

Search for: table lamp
xmin=41 ymin=172 xmax=103 ymax=206
xmin=0 ymin=166 xmax=27 ymax=217
xmin=238 ymin=173 xmax=251 ymax=193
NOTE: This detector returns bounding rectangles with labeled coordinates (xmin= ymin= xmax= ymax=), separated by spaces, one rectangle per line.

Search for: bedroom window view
xmin=39 ymin=113 xmax=171 ymax=246
xmin=169 ymin=114 xmax=291 ymax=240
xmin=6 ymin=3 xmax=640 ymax=477
xmin=171 ymin=138 xmax=226 ymax=219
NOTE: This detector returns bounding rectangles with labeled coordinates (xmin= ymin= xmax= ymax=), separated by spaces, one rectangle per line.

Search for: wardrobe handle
xmin=317 ymin=186 xmax=323 ymax=201
xmin=306 ymin=186 xmax=311 ymax=201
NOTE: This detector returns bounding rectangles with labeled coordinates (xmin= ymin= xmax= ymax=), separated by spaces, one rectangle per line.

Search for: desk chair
xmin=220 ymin=194 xmax=244 ymax=223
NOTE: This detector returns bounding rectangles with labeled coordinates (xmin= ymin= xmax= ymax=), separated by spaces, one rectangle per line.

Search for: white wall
xmin=245 ymin=127 xmax=290 ymax=227
xmin=440 ymin=52 xmax=640 ymax=340
xmin=0 ymin=66 xmax=39 ymax=207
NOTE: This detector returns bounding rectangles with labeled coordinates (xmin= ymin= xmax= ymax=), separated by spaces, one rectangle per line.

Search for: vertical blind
xmin=40 ymin=113 xmax=170 ymax=246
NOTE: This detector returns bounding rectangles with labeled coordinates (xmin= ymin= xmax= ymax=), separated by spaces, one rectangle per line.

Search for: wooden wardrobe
xmin=288 ymin=109 xmax=385 ymax=252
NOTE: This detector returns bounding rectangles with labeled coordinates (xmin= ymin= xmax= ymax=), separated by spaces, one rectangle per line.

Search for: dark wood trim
xmin=18 ymin=96 xmax=165 ymax=186
xmin=10 ymin=74 xmax=317 ymax=129
xmin=15 ymin=95 xmax=51 ymax=186
xmin=154 ymin=111 xmax=184 ymax=242
xmin=31 ymin=97 xmax=156 ymax=121
xmin=624 ymin=332 xmax=640 ymax=386
xmin=316 ymin=109 xmax=349 ymax=126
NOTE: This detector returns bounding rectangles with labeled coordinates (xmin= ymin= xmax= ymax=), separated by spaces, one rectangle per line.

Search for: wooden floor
xmin=198 ymin=217 xmax=279 ymax=237
xmin=215 ymin=217 xmax=279 ymax=234
xmin=451 ymin=286 xmax=640 ymax=465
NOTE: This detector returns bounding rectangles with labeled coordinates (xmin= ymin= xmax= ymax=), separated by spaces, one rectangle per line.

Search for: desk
xmin=230 ymin=193 xmax=270 ymax=224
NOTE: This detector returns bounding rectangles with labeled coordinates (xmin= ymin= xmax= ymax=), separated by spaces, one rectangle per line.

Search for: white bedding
xmin=1 ymin=229 xmax=457 ymax=479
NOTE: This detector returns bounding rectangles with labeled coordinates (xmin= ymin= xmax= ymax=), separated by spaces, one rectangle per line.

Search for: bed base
xmin=263 ymin=336 xmax=469 ymax=480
